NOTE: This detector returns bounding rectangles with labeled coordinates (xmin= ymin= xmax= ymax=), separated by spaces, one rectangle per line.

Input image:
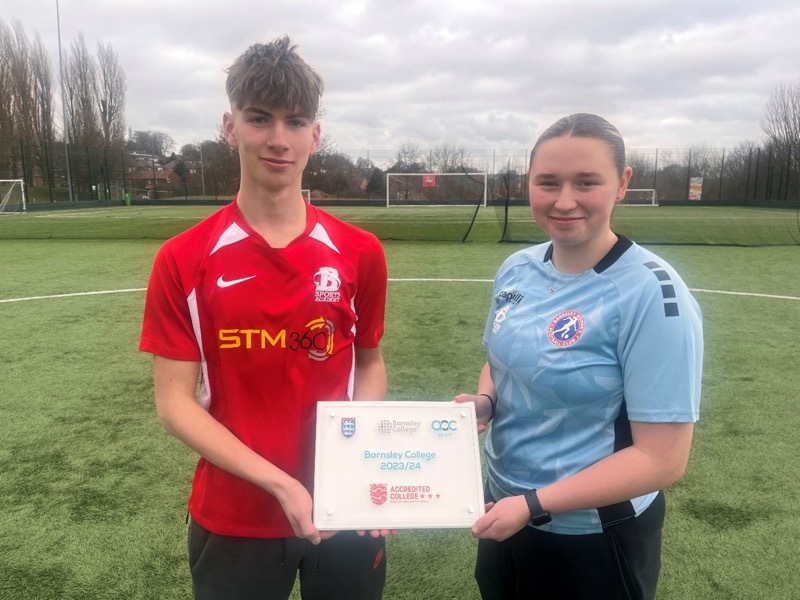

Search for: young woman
xmin=455 ymin=113 xmax=703 ymax=600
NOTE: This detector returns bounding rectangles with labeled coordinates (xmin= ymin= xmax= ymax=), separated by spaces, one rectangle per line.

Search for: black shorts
xmin=188 ymin=520 xmax=386 ymax=600
xmin=475 ymin=491 xmax=665 ymax=600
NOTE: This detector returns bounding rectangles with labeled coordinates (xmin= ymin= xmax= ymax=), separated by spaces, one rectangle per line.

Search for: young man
xmin=140 ymin=37 xmax=388 ymax=599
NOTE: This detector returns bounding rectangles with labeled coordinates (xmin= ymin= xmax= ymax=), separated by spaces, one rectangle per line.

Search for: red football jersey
xmin=140 ymin=201 xmax=387 ymax=537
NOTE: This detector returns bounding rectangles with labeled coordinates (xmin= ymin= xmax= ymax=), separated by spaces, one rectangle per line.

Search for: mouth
xmin=262 ymin=157 xmax=293 ymax=167
xmin=550 ymin=215 xmax=583 ymax=225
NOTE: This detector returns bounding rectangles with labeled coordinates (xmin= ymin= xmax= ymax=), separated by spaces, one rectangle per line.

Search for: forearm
xmin=153 ymin=356 xmax=296 ymax=495
xmin=472 ymin=421 xmax=693 ymax=541
xmin=549 ymin=451 xmax=665 ymax=513
xmin=477 ymin=362 xmax=496 ymax=399
xmin=453 ymin=361 xmax=496 ymax=432
xmin=537 ymin=427 xmax=692 ymax=514
xmin=159 ymin=396 xmax=296 ymax=494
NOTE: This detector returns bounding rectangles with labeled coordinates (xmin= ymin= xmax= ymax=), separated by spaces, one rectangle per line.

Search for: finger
xmin=471 ymin=513 xmax=494 ymax=536
xmin=296 ymin=521 xmax=322 ymax=545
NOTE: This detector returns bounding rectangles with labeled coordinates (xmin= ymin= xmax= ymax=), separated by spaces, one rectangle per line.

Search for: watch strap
xmin=524 ymin=489 xmax=552 ymax=526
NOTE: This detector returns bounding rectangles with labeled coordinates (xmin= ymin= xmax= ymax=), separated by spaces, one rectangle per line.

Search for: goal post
xmin=621 ymin=188 xmax=658 ymax=206
xmin=0 ymin=179 xmax=27 ymax=214
xmin=386 ymin=173 xmax=487 ymax=207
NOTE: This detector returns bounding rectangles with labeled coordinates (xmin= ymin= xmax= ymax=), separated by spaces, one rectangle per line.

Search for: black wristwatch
xmin=524 ymin=489 xmax=552 ymax=526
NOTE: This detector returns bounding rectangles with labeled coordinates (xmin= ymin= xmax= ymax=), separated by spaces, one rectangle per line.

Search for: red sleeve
xmin=139 ymin=243 xmax=202 ymax=361
xmin=353 ymin=235 xmax=387 ymax=348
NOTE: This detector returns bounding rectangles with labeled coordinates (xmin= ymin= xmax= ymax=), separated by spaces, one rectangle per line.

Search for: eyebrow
xmin=533 ymin=172 xmax=604 ymax=179
xmin=241 ymin=106 xmax=308 ymax=120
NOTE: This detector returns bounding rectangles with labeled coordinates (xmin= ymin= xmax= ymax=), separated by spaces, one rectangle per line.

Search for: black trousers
xmin=475 ymin=491 xmax=665 ymax=600
xmin=188 ymin=521 xmax=386 ymax=600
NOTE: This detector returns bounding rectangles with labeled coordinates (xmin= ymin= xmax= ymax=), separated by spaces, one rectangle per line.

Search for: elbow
xmin=661 ymin=458 xmax=690 ymax=488
xmin=664 ymin=471 xmax=685 ymax=489
xmin=155 ymin=401 xmax=180 ymax=437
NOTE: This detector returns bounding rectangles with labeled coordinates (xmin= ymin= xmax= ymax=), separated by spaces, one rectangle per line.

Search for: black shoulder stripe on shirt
xmin=644 ymin=262 xmax=681 ymax=317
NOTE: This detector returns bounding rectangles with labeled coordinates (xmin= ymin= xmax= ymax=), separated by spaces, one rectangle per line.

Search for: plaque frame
xmin=313 ymin=401 xmax=485 ymax=530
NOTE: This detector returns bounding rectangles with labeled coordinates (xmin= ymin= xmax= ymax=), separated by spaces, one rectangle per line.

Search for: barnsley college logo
xmin=377 ymin=419 xmax=421 ymax=434
xmin=341 ymin=417 xmax=356 ymax=438
xmin=547 ymin=311 xmax=585 ymax=347
xmin=314 ymin=267 xmax=341 ymax=302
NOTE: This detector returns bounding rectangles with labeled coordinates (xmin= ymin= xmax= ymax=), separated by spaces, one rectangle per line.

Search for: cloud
xmin=4 ymin=0 xmax=800 ymax=154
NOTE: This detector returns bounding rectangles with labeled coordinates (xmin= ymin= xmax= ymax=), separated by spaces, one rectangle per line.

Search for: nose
xmin=267 ymin=121 xmax=290 ymax=151
xmin=553 ymin=184 xmax=578 ymax=210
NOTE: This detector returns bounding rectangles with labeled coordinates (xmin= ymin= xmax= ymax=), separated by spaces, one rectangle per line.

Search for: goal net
xmin=386 ymin=173 xmax=487 ymax=207
xmin=0 ymin=179 xmax=27 ymax=214
xmin=621 ymin=188 xmax=657 ymax=206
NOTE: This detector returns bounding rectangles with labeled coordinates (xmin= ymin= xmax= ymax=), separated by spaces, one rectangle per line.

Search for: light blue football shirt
xmin=483 ymin=236 xmax=703 ymax=534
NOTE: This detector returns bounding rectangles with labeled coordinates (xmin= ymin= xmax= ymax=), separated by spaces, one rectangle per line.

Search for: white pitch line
xmin=688 ymin=288 xmax=800 ymax=301
xmin=0 ymin=288 xmax=147 ymax=304
xmin=389 ymin=278 xmax=493 ymax=283
xmin=1 ymin=282 xmax=798 ymax=304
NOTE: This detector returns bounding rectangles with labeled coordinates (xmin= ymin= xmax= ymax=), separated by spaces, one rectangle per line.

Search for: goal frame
xmin=385 ymin=172 xmax=488 ymax=208
xmin=621 ymin=188 xmax=658 ymax=207
xmin=0 ymin=179 xmax=27 ymax=214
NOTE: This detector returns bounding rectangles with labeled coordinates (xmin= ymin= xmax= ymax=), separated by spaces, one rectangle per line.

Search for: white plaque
xmin=313 ymin=401 xmax=485 ymax=530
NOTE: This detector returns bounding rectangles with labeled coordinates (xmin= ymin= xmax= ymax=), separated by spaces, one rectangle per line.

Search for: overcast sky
xmin=4 ymin=0 xmax=800 ymax=164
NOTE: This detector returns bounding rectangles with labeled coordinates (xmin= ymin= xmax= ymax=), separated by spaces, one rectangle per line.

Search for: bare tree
xmin=5 ymin=20 xmax=35 ymax=144
xmin=64 ymin=34 xmax=100 ymax=147
xmin=0 ymin=20 xmax=16 ymax=175
xmin=30 ymin=33 xmax=55 ymax=154
xmin=761 ymin=81 xmax=800 ymax=156
xmin=627 ymin=149 xmax=658 ymax=190
xmin=720 ymin=140 xmax=759 ymax=201
xmin=0 ymin=19 xmax=55 ymax=181
xmin=760 ymin=81 xmax=800 ymax=200
xmin=389 ymin=142 xmax=425 ymax=172
xmin=96 ymin=41 xmax=126 ymax=148
xmin=427 ymin=142 xmax=469 ymax=173
xmin=128 ymin=130 xmax=175 ymax=157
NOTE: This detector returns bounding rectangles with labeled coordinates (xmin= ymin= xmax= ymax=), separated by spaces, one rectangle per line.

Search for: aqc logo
xmin=431 ymin=420 xmax=458 ymax=432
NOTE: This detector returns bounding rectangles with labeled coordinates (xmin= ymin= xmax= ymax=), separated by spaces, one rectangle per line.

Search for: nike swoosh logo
xmin=216 ymin=275 xmax=256 ymax=288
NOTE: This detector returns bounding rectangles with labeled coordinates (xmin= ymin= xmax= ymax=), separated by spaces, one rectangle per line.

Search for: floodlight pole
xmin=199 ymin=142 xmax=206 ymax=196
xmin=56 ymin=0 xmax=74 ymax=202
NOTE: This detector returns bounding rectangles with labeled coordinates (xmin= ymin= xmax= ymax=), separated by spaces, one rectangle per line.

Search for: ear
xmin=615 ymin=166 xmax=633 ymax=203
xmin=222 ymin=112 xmax=238 ymax=149
xmin=309 ymin=121 xmax=321 ymax=155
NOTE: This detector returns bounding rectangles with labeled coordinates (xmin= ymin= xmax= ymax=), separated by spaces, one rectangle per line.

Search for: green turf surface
xmin=1 ymin=207 xmax=798 ymax=599
xmin=1 ymin=203 xmax=798 ymax=245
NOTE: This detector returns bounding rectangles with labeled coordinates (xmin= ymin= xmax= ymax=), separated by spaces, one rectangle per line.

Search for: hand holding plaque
xmin=313 ymin=401 xmax=485 ymax=530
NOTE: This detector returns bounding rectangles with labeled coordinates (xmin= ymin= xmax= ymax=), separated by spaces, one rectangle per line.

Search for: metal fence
xmin=2 ymin=139 xmax=797 ymax=208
